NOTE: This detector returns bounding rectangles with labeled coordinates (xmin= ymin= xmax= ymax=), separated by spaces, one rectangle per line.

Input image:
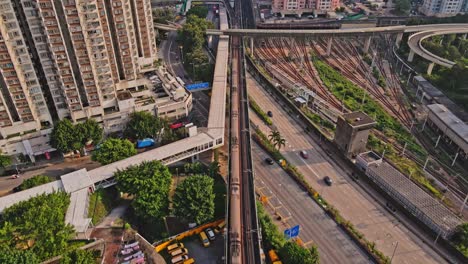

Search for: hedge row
xmin=252 ymin=128 xmax=391 ymax=264
xmin=248 ymin=95 xmax=273 ymax=126
xmin=257 ymin=203 xmax=320 ymax=264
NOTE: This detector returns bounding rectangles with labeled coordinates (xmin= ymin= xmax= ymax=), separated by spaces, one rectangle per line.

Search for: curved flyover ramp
xmin=407 ymin=28 xmax=468 ymax=75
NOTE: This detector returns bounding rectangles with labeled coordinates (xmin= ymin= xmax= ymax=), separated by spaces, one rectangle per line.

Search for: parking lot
xmin=183 ymin=232 xmax=225 ymax=264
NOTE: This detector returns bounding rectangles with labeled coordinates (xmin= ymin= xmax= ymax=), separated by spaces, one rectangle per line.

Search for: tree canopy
xmin=50 ymin=119 xmax=103 ymax=153
xmin=61 ymin=249 xmax=98 ymax=264
xmin=394 ymin=0 xmax=410 ymax=15
xmin=269 ymin=130 xmax=286 ymax=150
xmin=0 ymin=247 xmax=40 ymax=264
xmin=279 ymin=241 xmax=320 ymax=264
xmin=115 ymin=161 xmax=172 ymax=220
xmin=173 ymin=175 xmax=215 ymax=224
xmin=186 ymin=5 xmax=209 ymax=18
xmin=18 ymin=175 xmax=51 ymax=191
xmin=124 ymin=111 xmax=164 ymax=140
xmin=0 ymin=150 xmax=11 ymax=168
xmin=452 ymin=223 xmax=468 ymax=256
xmin=177 ymin=15 xmax=214 ymax=82
xmin=92 ymin=138 xmax=137 ymax=165
xmin=0 ymin=192 xmax=74 ymax=261
xmin=153 ymin=7 xmax=175 ymax=24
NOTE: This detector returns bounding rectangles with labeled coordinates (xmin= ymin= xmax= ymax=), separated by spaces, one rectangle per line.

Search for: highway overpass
xmin=408 ymin=28 xmax=468 ymax=75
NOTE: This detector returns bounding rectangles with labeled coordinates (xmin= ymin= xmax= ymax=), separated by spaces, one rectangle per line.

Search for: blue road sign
xmin=185 ymin=82 xmax=210 ymax=91
xmin=290 ymin=225 xmax=300 ymax=238
xmin=284 ymin=225 xmax=300 ymax=239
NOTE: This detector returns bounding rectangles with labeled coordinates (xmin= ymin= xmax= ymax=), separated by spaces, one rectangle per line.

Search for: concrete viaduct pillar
xmin=395 ymin=33 xmax=403 ymax=48
xmin=363 ymin=36 xmax=372 ymax=54
xmin=462 ymin=33 xmax=467 ymax=40
xmin=326 ymin=37 xmax=333 ymax=56
xmin=408 ymin=50 xmax=415 ymax=62
xmin=250 ymin=37 xmax=254 ymax=56
xmin=427 ymin=62 xmax=435 ymax=75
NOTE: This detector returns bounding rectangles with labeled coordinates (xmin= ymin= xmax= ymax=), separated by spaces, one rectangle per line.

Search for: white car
xmin=205 ymin=228 xmax=216 ymax=241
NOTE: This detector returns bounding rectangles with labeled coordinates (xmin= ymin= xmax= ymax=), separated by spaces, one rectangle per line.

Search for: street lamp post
xmin=179 ymin=46 xmax=184 ymax=62
xmin=390 ymin=241 xmax=399 ymax=263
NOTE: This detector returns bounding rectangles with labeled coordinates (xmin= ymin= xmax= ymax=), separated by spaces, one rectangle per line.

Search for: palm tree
xmin=268 ymin=130 xmax=286 ymax=150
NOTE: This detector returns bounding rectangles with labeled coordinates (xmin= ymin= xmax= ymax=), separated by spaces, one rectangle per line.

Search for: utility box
xmin=334 ymin=112 xmax=376 ymax=157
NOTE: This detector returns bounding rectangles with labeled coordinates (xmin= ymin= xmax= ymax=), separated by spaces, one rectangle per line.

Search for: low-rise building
xmin=271 ymin=0 xmax=340 ymax=17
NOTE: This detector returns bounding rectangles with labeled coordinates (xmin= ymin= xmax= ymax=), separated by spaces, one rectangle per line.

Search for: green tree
xmin=92 ymin=138 xmax=137 ymax=165
xmin=177 ymin=15 xmax=214 ymax=82
xmin=452 ymin=223 xmax=468 ymax=247
xmin=268 ymin=130 xmax=286 ymax=150
xmin=0 ymin=151 xmax=11 ymax=168
xmin=394 ymin=0 xmax=410 ymax=15
xmin=115 ymin=161 xmax=171 ymax=220
xmin=0 ymin=192 xmax=74 ymax=261
xmin=18 ymin=175 xmax=51 ymax=191
xmin=279 ymin=241 xmax=320 ymax=264
xmin=76 ymin=119 xmax=103 ymax=146
xmin=50 ymin=119 xmax=78 ymax=153
xmin=61 ymin=249 xmax=97 ymax=264
xmin=124 ymin=111 xmax=163 ymax=140
xmin=208 ymin=161 xmax=220 ymax=177
xmin=153 ymin=8 xmax=176 ymax=24
xmin=0 ymin=247 xmax=40 ymax=264
xmin=186 ymin=5 xmax=209 ymax=18
xmin=173 ymin=175 xmax=215 ymax=224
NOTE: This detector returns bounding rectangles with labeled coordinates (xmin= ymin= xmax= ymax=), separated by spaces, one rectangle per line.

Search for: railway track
xmin=256 ymin=38 xmax=343 ymax=110
xmin=228 ymin=0 xmax=260 ymax=262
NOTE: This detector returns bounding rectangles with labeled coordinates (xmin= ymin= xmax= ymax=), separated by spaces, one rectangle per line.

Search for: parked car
xmin=172 ymin=254 xmax=189 ymax=264
xmin=199 ymin=231 xmax=210 ymax=247
xmin=265 ymin=157 xmax=274 ymax=165
xmin=324 ymin=176 xmax=333 ymax=186
xmin=170 ymin=248 xmax=188 ymax=257
xmin=267 ymin=111 xmax=273 ymax=117
xmin=205 ymin=228 xmax=216 ymax=241
xmin=215 ymin=220 xmax=226 ymax=234
xmin=167 ymin=242 xmax=184 ymax=253
xmin=300 ymin=150 xmax=309 ymax=159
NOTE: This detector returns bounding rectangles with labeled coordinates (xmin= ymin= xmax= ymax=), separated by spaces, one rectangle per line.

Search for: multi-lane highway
xmin=246 ymin=73 xmax=447 ymax=264
xmin=252 ymin=143 xmax=371 ymax=263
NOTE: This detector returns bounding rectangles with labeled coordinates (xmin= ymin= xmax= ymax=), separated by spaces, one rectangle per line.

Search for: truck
xmin=136 ymin=138 xmax=155 ymax=149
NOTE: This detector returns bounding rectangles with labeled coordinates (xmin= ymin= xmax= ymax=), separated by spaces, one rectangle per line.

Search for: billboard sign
xmin=185 ymin=82 xmax=210 ymax=91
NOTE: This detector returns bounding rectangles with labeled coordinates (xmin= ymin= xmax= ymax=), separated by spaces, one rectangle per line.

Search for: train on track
xmin=256 ymin=22 xmax=342 ymax=30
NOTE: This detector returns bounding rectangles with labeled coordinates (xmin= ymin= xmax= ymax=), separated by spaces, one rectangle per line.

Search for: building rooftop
xmin=60 ymin=169 xmax=93 ymax=193
xmin=427 ymin=104 xmax=468 ymax=144
xmin=358 ymin=151 xmax=382 ymax=163
xmin=65 ymin=188 xmax=92 ymax=233
xmin=367 ymin=162 xmax=461 ymax=235
xmin=418 ymin=79 xmax=444 ymax=98
xmin=342 ymin=112 xmax=376 ymax=127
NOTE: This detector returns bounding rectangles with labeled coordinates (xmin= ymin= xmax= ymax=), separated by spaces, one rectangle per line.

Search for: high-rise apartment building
xmin=420 ymin=0 xmax=468 ymax=16
xmin=0 ymin=0 xmax=192 ymax=162
xmin=271 ymin=0 xmax=340 ymax=17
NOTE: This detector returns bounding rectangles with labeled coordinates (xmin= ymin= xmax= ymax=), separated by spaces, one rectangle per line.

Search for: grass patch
xmin=312 ymin=58 xmax=426 ymax=159
xmin=88 ymin=187 xmax=120 ymax=225
xmin=249 ymin=95 xmax=273 ymax=125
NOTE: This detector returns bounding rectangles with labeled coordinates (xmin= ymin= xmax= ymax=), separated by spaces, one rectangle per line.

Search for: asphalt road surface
xmin=252 ymin=143 xmax=370 ymax=263
xmin=247 ymin=73 xmax=446 ymax=264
